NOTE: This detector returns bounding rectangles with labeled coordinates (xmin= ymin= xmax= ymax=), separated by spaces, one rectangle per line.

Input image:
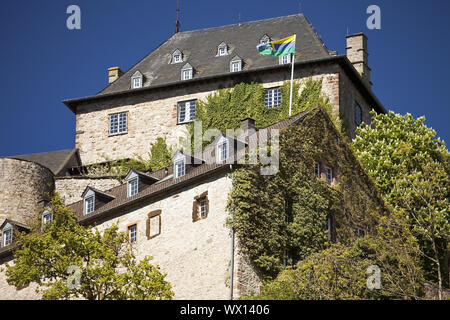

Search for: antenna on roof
xmin=175 ymin=0 xmax=180 ymax=34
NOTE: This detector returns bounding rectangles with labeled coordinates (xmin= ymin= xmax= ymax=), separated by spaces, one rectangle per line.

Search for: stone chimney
xmin=108 ymin=67 xmax=123 ymax=84
xmin=346 ymin=33 xmax=371 ymax=86
xmin=240 ymin=118 xmax=255 ymax=134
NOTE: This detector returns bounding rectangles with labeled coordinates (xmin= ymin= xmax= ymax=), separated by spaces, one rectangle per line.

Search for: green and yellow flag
xmin=256 ymin=35 xmax=296 ymax=57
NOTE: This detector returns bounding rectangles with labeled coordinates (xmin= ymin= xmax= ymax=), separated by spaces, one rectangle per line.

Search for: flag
xmin=256 ymin=35 xmax=296 ymax=57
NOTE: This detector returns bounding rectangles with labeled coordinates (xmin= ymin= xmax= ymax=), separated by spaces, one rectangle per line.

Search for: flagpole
xmin=288 ymin=35 xmax=296 ymax=117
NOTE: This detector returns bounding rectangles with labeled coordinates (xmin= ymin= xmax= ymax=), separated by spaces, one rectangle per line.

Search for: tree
xmin=353 ymin=111 xmax=450 ymax=299
xmin=5 ymin=193 xmax=173 ymax=300
xmin=148 ymin=137 xmax=173 ymax=171
xmin=252 ymin=235 xmax=424 ymax=300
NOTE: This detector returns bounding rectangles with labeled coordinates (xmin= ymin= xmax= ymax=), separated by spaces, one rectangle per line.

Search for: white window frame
xmin=131 ymin=76 xmax=142 ymax=89
xmin=177 ymin=100 xmax=196 ymax=124
xmin=230 ymin=60 xmax=241 ymax=72
xmin=172 ymin=50 xmax=183 ymax=64
xmin=109 ymin=112 xmax=127 ymax=135
xmin=326 ymin=167 xmax=333 ymax=184
xmin=127 ymin=177 xmax=139 ymax=197
xmin=181 ymin=65 xmax=193 ymax=81
xmin=42 ymin=210 xmax=53 ymax=225
xmin=218 ymin=43 xmax=228 ymax=56
xmin=129 ymin=224 xmax=137 ymax=243
xmin=260 ymin=34 xmax=271 ymax=44
xmin=315 ymin=162 xmax=321 ymax=177
xmin=174 ymin=159 xmax=186 ymax=178
xmin=200 ymin=200 xmax=207 ymax=218
xmin=265 ymin=88 xmax=282 ymax=108
xmin=84 ymin=195 xmax=95 ymax=215
xmin=279 ymin=54 xmax=291 ymax=65
xmin=2 ymin=225 xmax=13 ymax=247
xmin=216 ymin=137 xmax=228 ymax=162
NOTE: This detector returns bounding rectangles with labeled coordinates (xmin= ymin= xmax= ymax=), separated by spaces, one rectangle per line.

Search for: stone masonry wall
xmin=75 ymin=64 xmax=342 ymax=165
xmin=93 ymin=173 xmax=233 ymax=299
xmin=0 ymin=158 xmax=54 ymax=226
xmin=55 ymin=176 xmax=121 ymax=205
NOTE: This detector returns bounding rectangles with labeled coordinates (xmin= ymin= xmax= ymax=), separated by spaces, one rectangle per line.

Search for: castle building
xmin=0 ymin=14 xmax=386 ymax=299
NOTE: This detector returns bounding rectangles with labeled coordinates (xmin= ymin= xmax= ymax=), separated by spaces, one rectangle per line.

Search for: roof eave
xmin=63 ymin=55 xmax=385 ymax=115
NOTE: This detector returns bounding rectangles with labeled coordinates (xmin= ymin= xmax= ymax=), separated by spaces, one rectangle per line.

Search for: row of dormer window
xmin=128 ymin=34 xmax=292 ymax=89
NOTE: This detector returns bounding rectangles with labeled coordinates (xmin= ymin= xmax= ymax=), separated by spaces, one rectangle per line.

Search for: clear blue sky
xmin=0 ymin=0 xmax=449 ymax=156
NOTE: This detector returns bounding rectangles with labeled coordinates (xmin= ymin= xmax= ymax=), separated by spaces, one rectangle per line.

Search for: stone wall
xmin=92 ymin=173 xmax=234 ymax=299
xmin=0 ymin=158 xmax=54 ymax=226
xmin=55 ymin=176 xmax=121 ymax=205
xmin=75 ymin=64 xmax=344 ymax=165
xmin=0 ymin=255 xmax=41 ymax=299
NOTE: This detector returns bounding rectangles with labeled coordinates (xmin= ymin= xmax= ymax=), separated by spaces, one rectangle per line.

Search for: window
xmin=326 ymin=167 xmax=333 ymax=184
xmin=172 ymin=49 xmax=183 ymax=64
xmin=128 ymin=178 xmax=138 ymax=197
xmin=259 ymin=34 xmax=271 ymax=44
xmin=42 ymin=210 xmax=53 ymax=225
xmin=147 ymin=210 xmax=162 ymax=239
xmin=200 ymin=200 xmax=207 ymax=218
xmin=265 ymin=88 xmax=282 ymax=108
xmin=192 ymin=192 xmax=209 ymax=222
xmin=355 ymin=102 xmax=363 ymax=126
xmin=230 ymin=60 xmax=241 ymax=72
xmin=177 ymin=100 xmax=196 ymax=124
xmin=2 ymin=227 xmax=12 ymax=247
xmin=85 ymin=195 xmax=94 ymax=214
xmin=181 ymin=63 xmax=193 ymax=80
xmin=218 ymin=43 xmax=228 ymax=56
xmin=324 ymin=217 xmax=332 ymax=240
xmin=174 ymin=159 xmax=185 ymax=178
xmin=131 ymin=76 xmax=142 ymax=89
xmin=315 ymin=162 xmax=321 ymax=177
xmin=128 ymin=224 xmax=137 ymax=243
xmin=217 ymin=139 xmax=228 ymax=162
xmin=279 ymin=54 xmax=291 ymax=65
xmin=109 ymin=112 xmax=127 ymax=135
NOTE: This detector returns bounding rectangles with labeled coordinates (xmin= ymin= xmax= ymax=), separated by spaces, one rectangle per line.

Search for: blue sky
xmin=0 ymin=0 xmax=449 ymax=156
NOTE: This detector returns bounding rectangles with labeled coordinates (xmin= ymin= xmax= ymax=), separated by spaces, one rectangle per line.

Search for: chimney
xmin=108 ymin=67 xmax=123 ymax=84
xmin=240 ymin=118 xmax=255 ymax=134
xmin=346 ymin=33 xmax=371 ymax=86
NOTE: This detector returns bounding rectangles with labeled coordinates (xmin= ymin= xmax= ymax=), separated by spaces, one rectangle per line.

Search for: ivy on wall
xmin=227 ymin=108 xmax=386 ymax=279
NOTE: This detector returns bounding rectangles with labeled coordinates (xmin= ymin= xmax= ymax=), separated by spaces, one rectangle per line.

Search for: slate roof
xmin=98 ymin=14 xmax=331 ymax=95
xmin=6 ymin=149 xmax=81 ymax=176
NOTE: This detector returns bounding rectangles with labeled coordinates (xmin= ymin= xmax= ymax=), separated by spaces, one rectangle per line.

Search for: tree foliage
xmin=5 ymin=193 xmax=173 ymax=300
xmin=352 ymin=111 xmax=450 ymax=298
xmin=148 ymin=137 xmax=173 ymax=171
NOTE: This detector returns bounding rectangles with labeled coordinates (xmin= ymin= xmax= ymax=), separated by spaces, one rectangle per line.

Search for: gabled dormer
xmin=181 ymin=63 xmax=193 ymax=80
xmin=259 ymin=34 xmax=271 ymax=44
xmin=230 ymin=55 xmax=242 ymax=72
xmin=171 ymin=49 xmax=183 ymax=64
xmin=217 ymin=42 xmax=228 ymax=57
xmin=216 ymin=135 xmax=229 ymax=162
xmin=1 ymin=219 xmax=30 ymax=248
xmin=131 ymin=70 xmax=143 ymax=89
xmin=172 ymin=150 xmax=204 ymax=179
xmin=81 ymin=187 xmax=115 ymax=215
xmin=125 ymin=169 xmax=159 ymax=198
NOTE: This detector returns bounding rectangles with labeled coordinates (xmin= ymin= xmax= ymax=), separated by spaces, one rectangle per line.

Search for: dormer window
xmin=279 ymin=54 xmax=291 ymax=65
xmin=175 ymin=159 xmax=186 ymax=178
xmin=128 ymin=178 xmax=138 ymax=197
xmin=217 ymin=42 xmax=228 ymax=56
xmin=230 ymin=56 xmax=242 ymax=72
xmin=259 ymin=34 xmax=271 ymax=44
xmin=216 ymin=136 xmax=229 ymax=162
xmin=85 ymin=195 xmax=94 ymax=214
xmin=131 ymin=71 xmax=143 ymax=89
xmin=181 ymin=63 xmax=193 ymax=80
xmin=172 ymin=49 xmax=183 ymax=64
xmin=42 ymin=210 xmax=53 ymax=225
xmin=2 ymin=224 xmax=12 ymax=247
